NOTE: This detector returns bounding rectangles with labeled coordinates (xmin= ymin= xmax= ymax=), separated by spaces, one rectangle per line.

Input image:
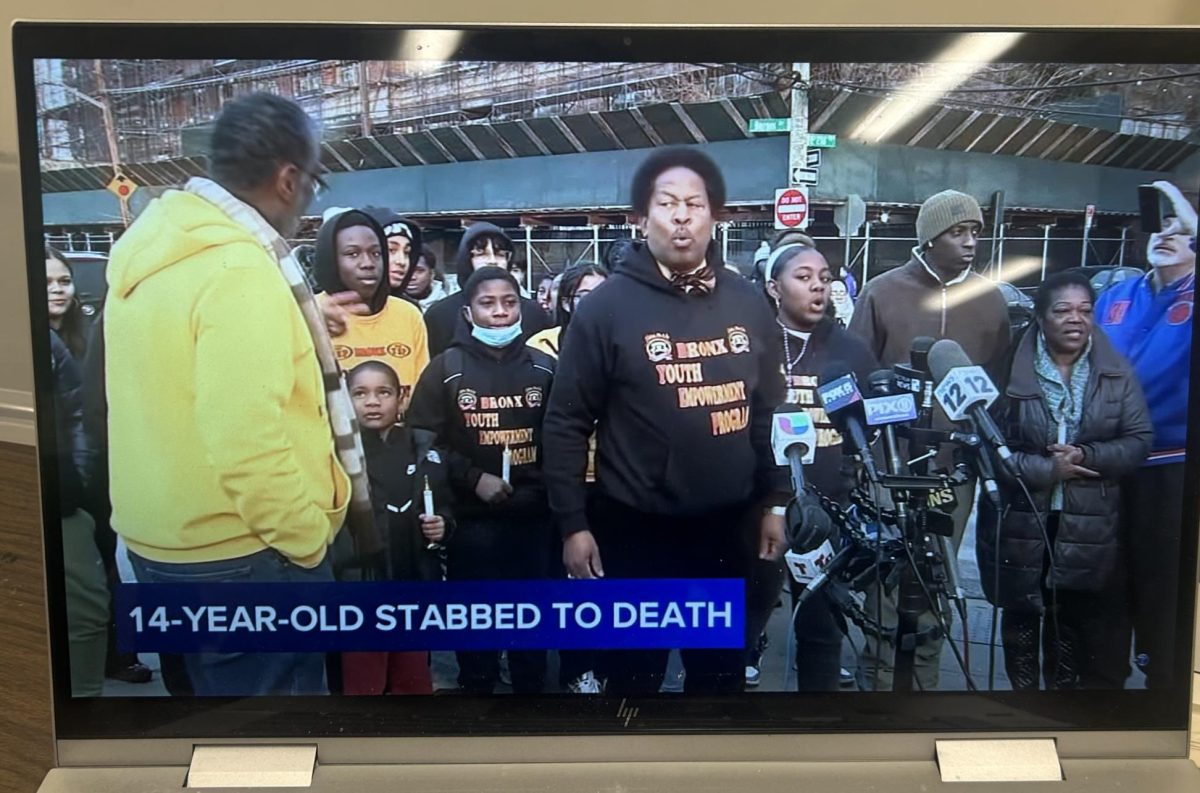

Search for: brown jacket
xmin=848 ymin=257 xmax=1011 ymax=381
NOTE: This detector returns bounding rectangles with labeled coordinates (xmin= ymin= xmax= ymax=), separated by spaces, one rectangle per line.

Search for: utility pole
xmin=357 ymin=61 xmax=373 ymax=138
xmin=787 ymin=62 xmax=811 ymax=203
xmin=93 ymin=59 xmax=130 ymax=226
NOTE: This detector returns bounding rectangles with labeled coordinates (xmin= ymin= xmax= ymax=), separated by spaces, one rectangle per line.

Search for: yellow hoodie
xmin=105 ymin=190 xmax=350 ymax=568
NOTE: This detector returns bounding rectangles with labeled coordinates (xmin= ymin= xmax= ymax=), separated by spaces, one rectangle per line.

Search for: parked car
xmin=1081 ymin=266 xmax=1144 ymax=296
xmin=60 ymin=251 xmax=109 ymax=318
xmin=995 ymin=281 xmax=1035 ymax=337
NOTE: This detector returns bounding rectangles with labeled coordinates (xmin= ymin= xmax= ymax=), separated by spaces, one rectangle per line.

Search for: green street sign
xmin=749 ymin=118 xmax=790 ymax=133
xmin=807 ymin=133 xmax=838 ymax=148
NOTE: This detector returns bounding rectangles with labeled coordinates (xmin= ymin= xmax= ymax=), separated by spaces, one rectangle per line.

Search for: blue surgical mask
xmin=471 ymin=320 xmax=523 ymax=348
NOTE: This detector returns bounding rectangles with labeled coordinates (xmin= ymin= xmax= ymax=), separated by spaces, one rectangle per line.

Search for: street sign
xmin=774 ymin=187 xmax=810 ymax=230
xmin=805 ymin=149 xmax=822 ymax=168
xmin=834 ymin=194 xmax=867 ymax=236
xmin=106 ymin=172 xmax=138 ymax=200
xmin=749 ymin=118 xmax=791 ymax=133
xmin=790 ymin=166 xmax=820 ymax=186
xmin=1085 ymin=203 xmax=1096 ymax=230
xmin=807 ymin=133 xmax=838 ymax=148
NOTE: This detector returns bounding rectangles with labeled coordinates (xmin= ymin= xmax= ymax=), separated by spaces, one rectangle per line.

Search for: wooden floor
xmin=0 ymin=443 xmax=54 ymax=793
xmin=0 ymin=440 xmax=1197 ymax=793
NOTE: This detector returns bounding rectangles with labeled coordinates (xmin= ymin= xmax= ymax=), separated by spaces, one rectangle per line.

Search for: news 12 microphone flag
xmin=115 ymin=579 xmax=745 ymax=653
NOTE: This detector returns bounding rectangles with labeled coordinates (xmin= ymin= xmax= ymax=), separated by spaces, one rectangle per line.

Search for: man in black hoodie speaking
xmin=543 ymin=147 xmax=788 ymax=695
xmin=423 ymin=222 xmax=552 ymax=356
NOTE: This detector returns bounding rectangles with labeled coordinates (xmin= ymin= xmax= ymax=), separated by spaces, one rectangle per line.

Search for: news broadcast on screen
xmin=29 ymin=45 xmax=1197 ymax=702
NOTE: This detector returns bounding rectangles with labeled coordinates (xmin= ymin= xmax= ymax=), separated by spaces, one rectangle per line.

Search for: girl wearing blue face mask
xmin=407 ymin=266 xmax=557 ymax=694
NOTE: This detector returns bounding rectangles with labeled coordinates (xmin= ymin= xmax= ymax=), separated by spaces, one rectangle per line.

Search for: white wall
xmin=3 ymin=0 xmax=1199 ymax=444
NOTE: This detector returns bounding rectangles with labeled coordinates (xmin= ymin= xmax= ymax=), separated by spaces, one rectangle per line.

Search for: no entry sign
xmin=775 ymin=187 xmax=810 ymax=230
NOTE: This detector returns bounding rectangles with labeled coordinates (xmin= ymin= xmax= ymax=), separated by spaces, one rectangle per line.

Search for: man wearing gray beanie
xmin=847 ymin=189 xmax=1010 ymax=692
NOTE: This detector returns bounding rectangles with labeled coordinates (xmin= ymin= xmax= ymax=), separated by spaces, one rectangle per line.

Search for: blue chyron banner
xmin=115 ymin=578 xmax=744 ymax=652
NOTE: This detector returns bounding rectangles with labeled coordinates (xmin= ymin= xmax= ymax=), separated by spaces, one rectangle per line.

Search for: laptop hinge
xmin=187 ymin=745 xmax=317 ymax=788
xmin=935 ymin=738 xmax=1062 ymax=783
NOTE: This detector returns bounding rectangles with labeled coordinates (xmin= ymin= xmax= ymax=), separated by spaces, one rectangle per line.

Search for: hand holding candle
xmin=422 ymin=476 xmax=442 ymax=549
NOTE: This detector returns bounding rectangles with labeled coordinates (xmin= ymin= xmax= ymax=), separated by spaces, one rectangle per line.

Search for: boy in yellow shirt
xmin=315 ymin=209 xmax=430 ymax=406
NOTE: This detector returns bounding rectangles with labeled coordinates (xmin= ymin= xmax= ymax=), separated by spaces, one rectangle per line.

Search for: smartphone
xmin=1139 ymin=184 xmax=1163 ymax=234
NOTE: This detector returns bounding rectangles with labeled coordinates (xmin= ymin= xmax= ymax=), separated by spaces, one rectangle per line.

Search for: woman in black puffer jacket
xmin=978 ymin=270 xmax=1152 ymax=691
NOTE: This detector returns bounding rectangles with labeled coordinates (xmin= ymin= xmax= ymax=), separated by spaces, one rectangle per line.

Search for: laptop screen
xmin=13 ymin=24 xmax=1200 ymax=742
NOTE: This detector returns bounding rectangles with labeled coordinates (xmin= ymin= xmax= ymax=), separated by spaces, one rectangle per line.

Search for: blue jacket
xmin=1095 ymin=270 xmax=1193 ymax=464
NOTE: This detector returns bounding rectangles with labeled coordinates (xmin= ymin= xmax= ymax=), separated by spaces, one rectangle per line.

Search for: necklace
xmin=779 ymin=320 xmax=810 ymax=372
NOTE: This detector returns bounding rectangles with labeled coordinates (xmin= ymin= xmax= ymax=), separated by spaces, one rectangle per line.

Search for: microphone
xmin=816 ymin=363 xmax=881 ymax=485
xmin=864 ymin=369 xmax=915 ymax=477
xmin=770 ymin=406 xmax=835 ymax=557
xmin=910 ymin=336 xmax=937 ymax=428
xmin=770 ymin=404 xmax=817 ymax=495
xmin=927 ymin=339 xmax=1017 ymax=474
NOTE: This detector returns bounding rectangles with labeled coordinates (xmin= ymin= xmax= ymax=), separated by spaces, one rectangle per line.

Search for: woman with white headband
xmin=744 ymin=241 xmax=877 ymax=692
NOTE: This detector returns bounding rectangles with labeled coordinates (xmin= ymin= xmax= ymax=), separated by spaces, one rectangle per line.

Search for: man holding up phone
xmin=1096 ymin=180 xmax=1197 ymax=690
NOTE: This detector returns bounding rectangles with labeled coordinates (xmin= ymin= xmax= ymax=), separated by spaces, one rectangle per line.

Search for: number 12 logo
xmin=934 ymin=365 xmax=999 ymax=421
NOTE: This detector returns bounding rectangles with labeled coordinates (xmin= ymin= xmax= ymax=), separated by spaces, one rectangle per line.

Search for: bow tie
xmin=669 ymin=265 xmax=716 ymax=296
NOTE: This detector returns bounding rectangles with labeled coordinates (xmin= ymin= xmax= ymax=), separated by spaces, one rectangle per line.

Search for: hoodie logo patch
xmin=334 ymin=344 xmax=354 ymax=361
xmin=644 ymin=333 xmax=673 ymax=363
xmin=457 ymin=388 xmax=478 ymax=412
xmin=727 ymin=326 xmax=751 ymax=354
xmin=525 ymin=386 xmax=544 ymax=407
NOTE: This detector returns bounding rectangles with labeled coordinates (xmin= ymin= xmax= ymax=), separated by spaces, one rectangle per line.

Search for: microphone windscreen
xmin=820 ymin=360 xmax=853 ymax=386
xmin=910 ymin=336 xmax=937 ymax=373
xmin=867 ymin=369 xmax=895 ymax=396
xmin=786 ymin=490 xmax=837 ymax=554
xmin=928 ymin=338 xmax=973 ymax=383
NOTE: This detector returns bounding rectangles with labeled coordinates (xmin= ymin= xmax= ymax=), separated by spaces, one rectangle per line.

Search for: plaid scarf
xmin=1034 ymin=330 xmax=1091 ymax=511
xmin=185 ymin=178 xmax=379 ymax=555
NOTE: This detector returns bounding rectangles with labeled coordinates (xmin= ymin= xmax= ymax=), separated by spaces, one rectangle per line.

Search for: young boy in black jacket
xmin=407 ymin=266 xmax=557 ymax=694
xmin=339 ymin=361 xmax=452 ymax=695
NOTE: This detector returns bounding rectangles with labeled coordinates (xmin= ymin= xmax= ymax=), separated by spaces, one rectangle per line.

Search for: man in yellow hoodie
xmin=105 ymin=93 xmax=350 ymax=696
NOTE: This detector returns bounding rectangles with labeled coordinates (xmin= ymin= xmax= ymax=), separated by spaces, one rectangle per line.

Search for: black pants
xmin=589 ymin=495 xmax=750 ymax=695
xmin=447 ymin=513 xmax=553 ymax=694
xmin=1123 ymin=463 xmax=1184 ymax=690
xmin=1001 ymin=513 xmax=1131 ymax=690
xmin=745 ymin=556 xmax=843 ymax=691
xmin=790 ymin=583 xmax=844 ymax=691
xmin=1001 ymin=589 xmax=1131 ymax=690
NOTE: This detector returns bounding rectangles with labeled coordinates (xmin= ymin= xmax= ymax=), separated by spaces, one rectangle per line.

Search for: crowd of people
xmin=45 ymin=91 xmax=1197 ymax=697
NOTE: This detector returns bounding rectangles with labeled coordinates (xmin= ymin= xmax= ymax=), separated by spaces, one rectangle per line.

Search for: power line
xmin=837 ymin=69 xmax=1200 ymax=94
xmin=825 ymin=83 xmax=1193 ymax=127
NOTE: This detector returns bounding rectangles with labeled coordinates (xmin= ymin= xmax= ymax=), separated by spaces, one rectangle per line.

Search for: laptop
xmin=13 ymin=22 xmax=1200 ymax=792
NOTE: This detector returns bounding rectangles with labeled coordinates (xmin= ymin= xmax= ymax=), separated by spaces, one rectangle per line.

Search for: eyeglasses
xmin=305 ymin=168 xmax=329 ymax=199
xmin=291 ymin=160 xmax=328 ymax=200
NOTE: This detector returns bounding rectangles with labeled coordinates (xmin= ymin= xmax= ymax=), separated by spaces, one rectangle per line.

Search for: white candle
xmin=423 ymin=476 xmax=439 ymax=550
xmin=1057 ymin=421 xmax=1067 ymax=446
xmin=422 ymin=476 xmax=435 ymax=516
xmin=501 ymin=445 xmax=512 ymax=484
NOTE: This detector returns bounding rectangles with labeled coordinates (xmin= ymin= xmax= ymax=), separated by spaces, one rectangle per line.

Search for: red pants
xmin=341 ymin=652 xmax=433 ymax=695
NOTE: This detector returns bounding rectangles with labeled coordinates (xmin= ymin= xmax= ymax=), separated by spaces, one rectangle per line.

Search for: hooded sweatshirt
xmin=543 ymin=241 xmax=787 ymax=537
xmin=776 ymin=318 xmax=878 ymax=504
xmin=423 ymin=222 xmax=552 ymax=356
xmin=848 ymin=256 xmax=1010 ymax=379
xmin=407 ymin=319 xmax=556 ymax=520
xmin=364 ymin=207 xmax=424 ymax=301
xmin=104 ymin=189 xmax=350 ymax=567
xmin=314 ymin=210 xmax=430 ymax=401
xmin=848 ymin=255 xmax=1010 ymax=471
